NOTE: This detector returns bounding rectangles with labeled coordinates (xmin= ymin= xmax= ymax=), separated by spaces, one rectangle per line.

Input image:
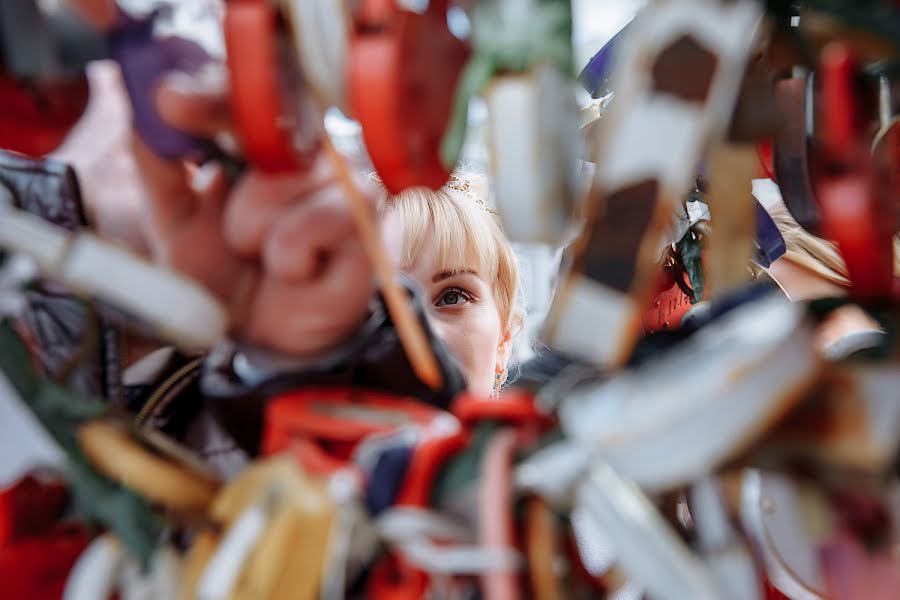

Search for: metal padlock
xmin=689 ymin=477 xmax=761 ymax=600
xmin=575 ymin=463 xmax=722 ymax=600
xmin=542 ymin=0 xmax=762 ymax=368
xmin=187 ymin=456 xmax=337 ymax=600
xmin=487 ymin=63 xmax=580 ymax=246
xmin=557 ymin=292 xmax=820 ymax=492
xmin=740 ymin=471 xmax=830 ymax=600
xmin=747 ymin=363 xmax=900 ymax=478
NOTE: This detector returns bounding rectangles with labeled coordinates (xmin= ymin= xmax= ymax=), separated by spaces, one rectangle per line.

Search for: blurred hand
xmin=64 ymin=0 xmax=376 ymax=357
xmin=134 ymin=64 xmax=375 ymax=356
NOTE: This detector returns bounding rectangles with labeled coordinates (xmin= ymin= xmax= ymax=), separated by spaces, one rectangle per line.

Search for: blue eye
xmin=436 ymin=288 xmax=472 ymax=307
xmin=443 ymin=292 xmax=462 ymax=305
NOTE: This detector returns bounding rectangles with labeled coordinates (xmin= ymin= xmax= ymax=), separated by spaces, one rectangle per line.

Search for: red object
xmin=642 ymin=265 xmax=695 ymax=333
xmin=452 ymin=391 xmax=553 ymax=428
xmin=763 ymin=579 xmax=791 ymax=600
xmin=263 ymin=388 xmax=443 ymax=456
xmin=813 ymin=43 xmax=896 ymax=302
xmin=262 ymin=387 xmax=446 ymax=476
xmin=0 ymin=475 xmax=69 ymax=545
xmin=757 ymin=139 xmax=775 ymax=181
xmin=224 ymin=0 xmax=319 ymax=172
xmin=349 ymin=0 xmax=468 ymax=193
xmin=368 ymin=553 xmax=430 ymax=600
xmin=0 ymin=525 xmax=89 ymax=600
xmin=0 ymin=477 xmax=87 ymax=600
xmin=821 ymin=44 xmax=857 ymax=160
xmin=394 ymin=428 xmax=469 ymax=506
xmin=0 ymin=73 xmax=89 ymax=156
xmin=285 ymin=437 xmax=359 ymax=478
xmin=819 ymin=175 xmax=894 ymax=300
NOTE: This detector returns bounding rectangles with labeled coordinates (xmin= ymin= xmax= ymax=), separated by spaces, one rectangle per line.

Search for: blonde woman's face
xmin=381 ymin=215 xmax=511 ymax=397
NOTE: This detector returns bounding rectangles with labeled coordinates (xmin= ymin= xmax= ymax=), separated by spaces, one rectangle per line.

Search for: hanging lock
xmin=740 ymin=472 xmax=832 ymax=600
xmin=689 ymin=477 xmax=762 ymax=600
xmin=558 ymin=293 xmax=819 ymax=493
xmin=705 ymin=56 xmax=785 ymax=298
xmin=0 ymin=205 xmax=228 ymax=350
xmin=76 ymin=420 xmax=219 ymax=513
xmin=575 ymin=463 xmax=722 ymax=600
xmin=487 ymin=64 xmax=581 ymax=245
xmin=813 ymin=44 xmax=896 ymax=302
xmin=746 ymin=363 xmax=900 ymax=478
xmin=262 ymin=388 xmax=445 ymax=471
xmin=349 ymin=0 xmax=468 ymax=193
xmin=542 ymin=0 xmax=762 ymax=368
xmin=224 ymin=0 xmax=322 ymax=173
xmin=367 ymin=414 xmax=469 ymax=600
xmin=185 ymin=456 xmax=336 ymax=600
xmin=463 ymin=0 xmax=579 ymax=245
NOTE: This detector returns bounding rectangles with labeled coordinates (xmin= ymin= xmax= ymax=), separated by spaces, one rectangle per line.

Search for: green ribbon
xmin=0 ymin=321 xmax=162 ymax=568
xmin=440 ymin=0 xmax=574 ymax=169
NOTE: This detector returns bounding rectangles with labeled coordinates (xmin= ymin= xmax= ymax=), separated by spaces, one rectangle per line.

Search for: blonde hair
xmin=767 ymin=202 xmax=900 ymax=285
xmin=766 ymin=202 xmax=851 ymax=286
xmin=377 ymin=175 xmax=524 ymax=337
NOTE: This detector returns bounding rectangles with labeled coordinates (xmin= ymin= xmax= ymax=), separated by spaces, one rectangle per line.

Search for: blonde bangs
xmin=384 ymin=187 xmax=500 ymax=282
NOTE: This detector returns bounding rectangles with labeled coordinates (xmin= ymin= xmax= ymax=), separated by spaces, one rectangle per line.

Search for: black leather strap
xmin=0 ymin=150 xmax=122 ymax=404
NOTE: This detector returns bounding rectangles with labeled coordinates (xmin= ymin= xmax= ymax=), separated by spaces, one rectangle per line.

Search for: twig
xmin=322 ymin=136 xmax=443 ymax=390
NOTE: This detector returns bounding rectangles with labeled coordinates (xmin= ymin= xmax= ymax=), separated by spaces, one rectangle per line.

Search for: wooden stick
xmin=322 ymin=136 xmax=443 ymax=390
xmin=706 ymin=142 xmax=758 ymax=297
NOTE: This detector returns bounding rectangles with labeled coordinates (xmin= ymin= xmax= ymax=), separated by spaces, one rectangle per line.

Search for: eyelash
xmin=435 ymin=287 xmax=474 ymax=308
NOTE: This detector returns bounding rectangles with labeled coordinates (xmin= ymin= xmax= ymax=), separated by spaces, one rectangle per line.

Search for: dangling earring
xmin=493 ymin=369 xmax=507 ymax=398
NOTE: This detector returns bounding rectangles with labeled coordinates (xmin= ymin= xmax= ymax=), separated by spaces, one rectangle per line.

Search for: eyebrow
xmin=432 ymin=269 xmax=479 ymax=283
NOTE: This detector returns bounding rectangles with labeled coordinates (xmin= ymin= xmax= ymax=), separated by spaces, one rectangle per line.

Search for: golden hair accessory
xmin=446 ymin=174 xmax=498 ymax=215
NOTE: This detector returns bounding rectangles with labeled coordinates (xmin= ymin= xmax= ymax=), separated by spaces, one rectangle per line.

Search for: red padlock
xmin=813 ymin=43 xmax=896 ymax=302
xmin=452 ymin=390 xmax=554 ymax=428
xmin=224 ymin=0 xmax=321 ymax=172
xmin=0 ymin=74 xmax=89 ymax=156
xmin=0 ymin=525 xmax=89 ymax=600
xmin=0 ymin=475 xmax=69 ymax=545
xmin=349 ymin=0 xmax=468 ymax=193
xmin=0 ymin=476 xmax=88 ymax=600
xmin=263 ymin=387 xmax=444 ymax=467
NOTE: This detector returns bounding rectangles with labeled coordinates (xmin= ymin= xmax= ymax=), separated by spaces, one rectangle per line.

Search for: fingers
xmin=262 ymin=188 xmax=356 ymax=281
xmin=223 ymin=157 xmax=336 ymax=255
xmin=156 ymin=65 xmax=233 ymax=138
xmin=244 ymin=239 xmax=374 ymax=356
